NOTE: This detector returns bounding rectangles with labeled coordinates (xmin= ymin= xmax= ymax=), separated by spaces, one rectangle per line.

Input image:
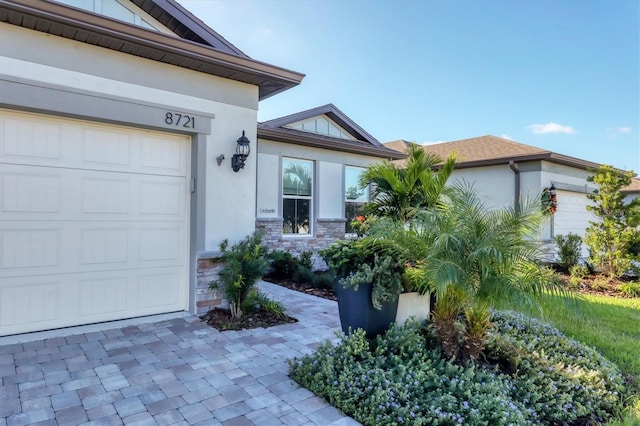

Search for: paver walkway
xmin=0 ymin=282 xmax=361 ymax=426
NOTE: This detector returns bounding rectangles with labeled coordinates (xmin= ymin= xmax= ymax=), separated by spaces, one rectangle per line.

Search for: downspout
xmin=509 ymin=160 xmax=520 ymax=213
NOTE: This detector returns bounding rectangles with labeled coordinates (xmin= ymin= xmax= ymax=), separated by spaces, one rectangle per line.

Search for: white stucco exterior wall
xmin=448 ymin=165 xmax=516 ymax=209
xmin=0 ymin=23 xmax=259 ymax=250
xmin=256 ymin=139 xmax=383 ymax=222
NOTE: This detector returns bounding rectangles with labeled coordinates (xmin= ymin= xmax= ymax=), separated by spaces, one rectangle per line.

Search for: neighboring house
xmin=256 ymin=104 xmax=404 ymax=267
xmin=621 ymin=178 xmax=640 ymax=204
xmin=0 ymin=0 xmax=304 ymax=336
xmin=385 ymin=135 xmax=604 ymax=258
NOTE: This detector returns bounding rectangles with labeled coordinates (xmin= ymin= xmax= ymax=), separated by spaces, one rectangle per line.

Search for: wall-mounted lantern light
xmin=231 ymin=131 xmax=250 ymax=172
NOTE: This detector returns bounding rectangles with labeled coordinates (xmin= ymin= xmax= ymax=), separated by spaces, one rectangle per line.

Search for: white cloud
xmin=500 ymin=134 xmax=513 ymax=140
xmin=527 ymin=122 xmax=576 ymax=135
xmin=420 ymin=140 xmax=446 ymax=146
xmin=606 ymin=126 xmax=633 ymax=137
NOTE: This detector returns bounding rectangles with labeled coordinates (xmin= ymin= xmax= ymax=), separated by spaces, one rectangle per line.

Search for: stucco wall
xmin=448 ymin=165 xmax=516 ymax=209
xmin=256 ymin=138 xmax=385 ymax=265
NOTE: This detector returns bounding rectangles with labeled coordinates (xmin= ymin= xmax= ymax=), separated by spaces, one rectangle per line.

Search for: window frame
xmin=282 ymin=157 xmax=314 ymax=237
xmin=344 ymin=165 xmax=370 ymax=235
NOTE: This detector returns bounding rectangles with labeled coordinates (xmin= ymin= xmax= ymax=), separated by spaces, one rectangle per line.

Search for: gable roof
xmin=385 ymin=135 xmax=603 ymax=171
xmin=0 ymin=0 xmax=304 ymax=100
xmin=258 ymin=104 xmax=404 ymax=159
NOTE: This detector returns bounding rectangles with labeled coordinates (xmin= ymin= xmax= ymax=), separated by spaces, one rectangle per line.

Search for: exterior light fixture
xmin=231 ymin=130 xmax=250 ymax=172
xmin=542 ymin=183 xmax=558 ymax=215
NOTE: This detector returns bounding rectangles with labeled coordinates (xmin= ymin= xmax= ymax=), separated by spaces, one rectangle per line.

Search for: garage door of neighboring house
xmin=553 ymin=189 xmax=595 ymax=257
xmin=0 ymin=110 xmax=190 ymax=336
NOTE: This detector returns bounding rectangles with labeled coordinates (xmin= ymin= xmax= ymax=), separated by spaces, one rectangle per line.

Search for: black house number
xmin=165 ymin=112 xmax=195 ymax=128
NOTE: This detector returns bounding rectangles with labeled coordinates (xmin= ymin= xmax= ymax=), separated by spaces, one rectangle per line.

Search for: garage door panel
xmin=1 ymin=115 xmax=62 ymax=160
xmin=1 ymin=111 xmax=188 ymax=177
xmin=0 ymin=109 xmax=190 ymax=336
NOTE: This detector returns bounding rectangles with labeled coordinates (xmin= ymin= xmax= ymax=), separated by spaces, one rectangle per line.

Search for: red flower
xmin=356 ymin=215 xmax=366 ymax=222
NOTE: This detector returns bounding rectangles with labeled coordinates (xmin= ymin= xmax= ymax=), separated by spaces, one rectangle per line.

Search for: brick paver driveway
xmin=0 ymin=282 xmax=360 ymax=426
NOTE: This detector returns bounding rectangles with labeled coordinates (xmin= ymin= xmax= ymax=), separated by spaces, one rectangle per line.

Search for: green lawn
xmin=536 ymin=293 xmax=640 ymax=424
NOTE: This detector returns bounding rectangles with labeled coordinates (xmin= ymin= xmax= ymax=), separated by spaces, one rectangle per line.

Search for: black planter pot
xmin=334 ymin=281 xmax=399 ymax=339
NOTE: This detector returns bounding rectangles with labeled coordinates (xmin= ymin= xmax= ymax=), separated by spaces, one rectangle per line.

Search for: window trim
xmin=282 ymin=157 xmax=314 ymax=237
xmin=344 ymin=165 xmax=370 ymax=235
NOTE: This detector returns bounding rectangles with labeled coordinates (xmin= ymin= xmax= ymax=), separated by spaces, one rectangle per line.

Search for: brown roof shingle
xmin=384 ymin=135 xmax=604 ymax=171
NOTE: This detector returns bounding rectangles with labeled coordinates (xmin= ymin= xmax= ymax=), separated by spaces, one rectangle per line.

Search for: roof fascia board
xmin=258 ymin=127 xmax=405 ymax=160
xmin=143 ymin=0 xmax=248 ymax=57
xmin=0 ymin=0 xmax=304 ymax=99
xmin=261 ymin=104 xmax=382 ymax=146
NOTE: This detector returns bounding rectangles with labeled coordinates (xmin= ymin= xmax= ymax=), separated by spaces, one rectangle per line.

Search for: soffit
xmin=0 ymin=0 xmax=304 ymax=100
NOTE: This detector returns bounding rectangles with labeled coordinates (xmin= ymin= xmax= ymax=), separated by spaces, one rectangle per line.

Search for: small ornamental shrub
xmin=620 ymin=282 xmax=640 ymax=297
xmin=292 ymin=265 xmax=315 ymax=285
xmin=312 ymin=272 xmax=335 ymax=290
xmin=266 ymin=249 xmax=298 ymax=279
xmin=289 ymin=312 xmax=626 ymax=425
xmin=210 ymin=232 xmax=270 ymax=318
xmin=555 ymin=233 xmax=583 ymax=270
xmin=591 ymin=275 xmax=612 ymax=292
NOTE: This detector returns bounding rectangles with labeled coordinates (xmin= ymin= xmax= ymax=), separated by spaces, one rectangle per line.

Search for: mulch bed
xmin=263 ymin=277 xmax=337 ymax=301
xmin=200 ymin=308 xmax=297 ymax=331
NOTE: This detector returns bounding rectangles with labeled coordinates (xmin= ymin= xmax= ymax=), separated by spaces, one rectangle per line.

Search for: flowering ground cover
xmin=289 ymin=311 xmax=628 ymax=425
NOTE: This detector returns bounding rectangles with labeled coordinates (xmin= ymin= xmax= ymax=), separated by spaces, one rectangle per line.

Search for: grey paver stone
xmin=6 ymin=407 xmax=54 ymax=426
xmin=0 ymin=397 xmax=21 ymax=417
xmin=327 ymin=417 xmax=362 ymax=426
xmin=82 ymin=390 xmax=122 ymax=410
xmin=221 ymin=416 xmax=253 ymax=426
xmin=51 ymin=390 xmax=81 ymax=411
xmin=158 ymin=380 xmax=188 ymax=398
xmin=113 ymin=396 xmax=146 ymax=418
xmin=63 ymin=376 xmax=100 ymax=392
xmin=44 ymin=370 xmax=71 ymax=385
xmin=86 ymin=402 xmax=117 ymax=420
xmin=94 ymin=364 xmax=120 ymax=379
xmin=218 ymin=385 xmax=249 ymax=405
xmin=292 ymin=396 xmax=331 ymax=415
xmin=122 ymin=411 xmax=156 ymax=426
xmin=213 ymin=402 xmax=251 ymax=422
xmin=280 ymin=387 xmax=315 ymax=405
xmin=181 ymin=385 xmax=220 ymax=404
xmin=145 ymin=395 xmax=186 ymax=415
xmin=245 ymin=408 xmax=282 ymax=426
xmin=83 ymin=413 xmax=122 ymax=425
xmin=20 ymin=396 xmax=52 ymax=411
xmin=202 ymin=395 xmax=230 ymax=411
xmin=245 ymin=392 xmax=282 ymax=411
xmin=307 ymin=406 xmax=345 ymax=425
xmin=152 ymin=409 xmax=185 ymax=426
xmin=135 ymin=389 xmax=165 ymax=405
xmin=54 ymin=405 xmax=88 ymax=425
xmin=18 ymin=379 xmax=46 ymax=391
xmin=178 ymin=402 xmax=211 ymax=424
xmin=19 ymin=384 xmax=61 ymax=400
xmin=101 ymin=375 xmax=129 ymax=391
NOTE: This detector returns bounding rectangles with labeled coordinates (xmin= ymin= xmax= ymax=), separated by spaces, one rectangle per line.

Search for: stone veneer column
xmin=195 ymin=252 xmax=226 ymax=315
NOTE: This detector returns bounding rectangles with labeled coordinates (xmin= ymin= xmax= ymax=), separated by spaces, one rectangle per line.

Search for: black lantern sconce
xmin=231 ymin=131 xmax=251 ymax=172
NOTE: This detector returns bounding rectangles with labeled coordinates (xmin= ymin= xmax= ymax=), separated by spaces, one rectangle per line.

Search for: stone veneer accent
xmin=256 ymin=217 xmax=347 ymax=269
xmin=196 ymin=252 xmax=226 ymax=315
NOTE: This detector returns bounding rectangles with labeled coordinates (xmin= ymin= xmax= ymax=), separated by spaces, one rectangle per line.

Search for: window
xmin=345 ymin=166 xmax=369 ymax=234
xmin=283 ymin=158 xmax=313 ymax=235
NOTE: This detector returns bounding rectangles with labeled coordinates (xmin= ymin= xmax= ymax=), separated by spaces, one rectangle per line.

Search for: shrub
xmin=620 ymin=282 xmax=640 ymax=297
xmin=210 ymin=232 xmax=270 ymax=318
xmin=555 ymin=233 xmax=583 ymax=270
xmin=292 ymin=265 xmax=315 ymax=285
xmin=299 ymin=250 xmax=313 ymax=271
xmin=568 ymin=264 xmax=589 ymax=289
xmin=289 ymin=312 xmax=626 ymax=425
xmin=253 ymin=292 xmax=286 ymax=317
xmin=591 ymin=275 xmax=612 ymax=292
xmin=267 ymin=249 xmax=298 ymax=279
xmin=490 ymin=310 xmax=626 ymax=424
xmin=312 ymin=272 xmax=335 ymax=290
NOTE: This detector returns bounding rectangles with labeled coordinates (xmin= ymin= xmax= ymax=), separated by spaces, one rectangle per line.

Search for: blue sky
xmin=178 ymin=0 xmax=639 ymax=172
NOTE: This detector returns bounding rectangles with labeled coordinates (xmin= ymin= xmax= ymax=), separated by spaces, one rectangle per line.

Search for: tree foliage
xmin=359 ymin=143 xmax=456 ymax=222
xmin=584 ymin=165 xmax=640 ymax=278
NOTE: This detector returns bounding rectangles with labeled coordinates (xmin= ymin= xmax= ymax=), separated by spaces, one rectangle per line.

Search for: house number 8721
xmin=165 ymin=112 xmax=195 ymax=128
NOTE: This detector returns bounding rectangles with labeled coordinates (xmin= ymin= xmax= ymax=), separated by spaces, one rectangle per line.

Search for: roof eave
xmin=258 ymin=127 xmax=405 ymax=160
xmin=0 ymin=0 xmax=304 ymax=99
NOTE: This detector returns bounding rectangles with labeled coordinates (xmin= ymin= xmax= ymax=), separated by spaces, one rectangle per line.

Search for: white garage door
xmin=553 ymin=190 xmax=597 ymax=258
xmin=0 ymin=110 xmax=190 ymax=336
